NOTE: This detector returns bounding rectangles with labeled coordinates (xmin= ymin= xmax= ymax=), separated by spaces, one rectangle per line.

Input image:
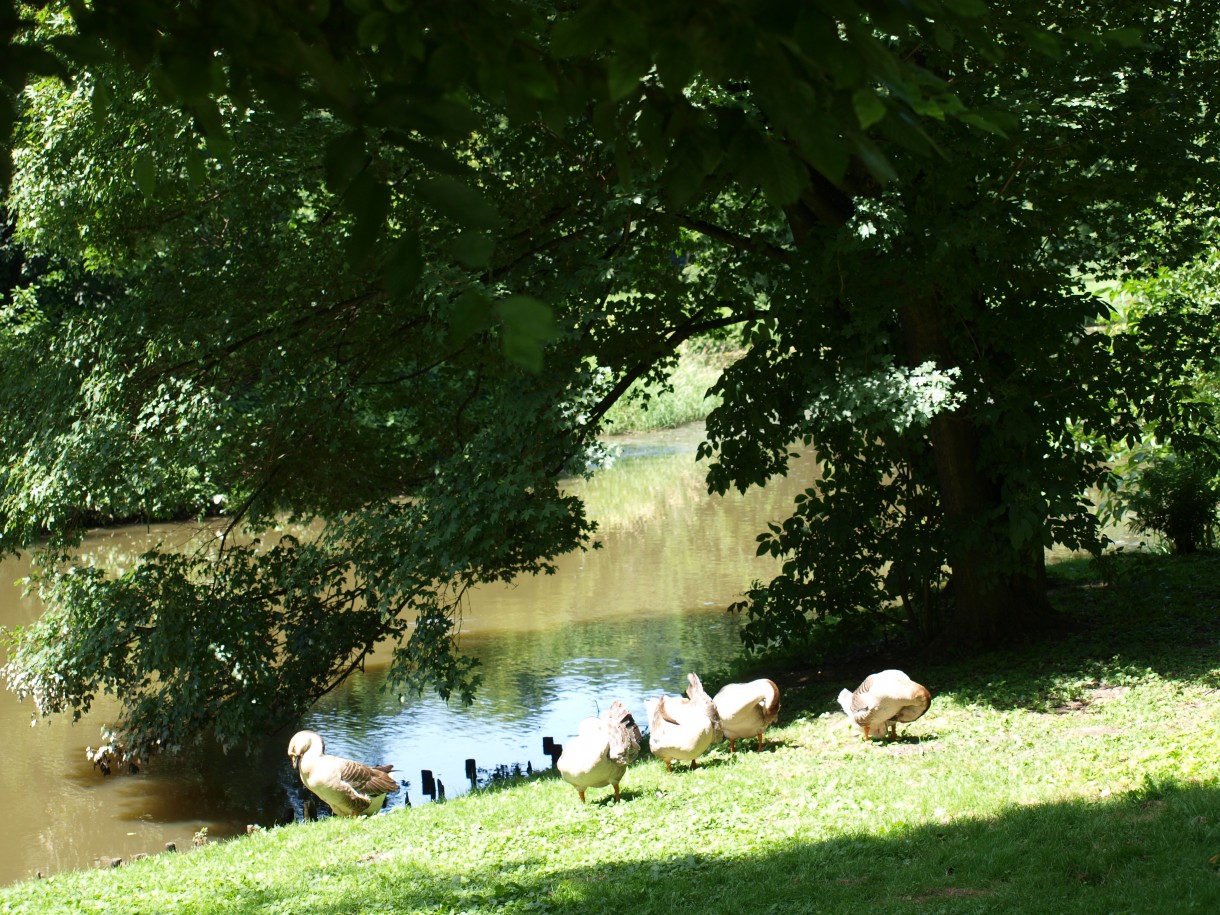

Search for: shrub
xmin=1125 ymin=455 xmax=1220 ymax=553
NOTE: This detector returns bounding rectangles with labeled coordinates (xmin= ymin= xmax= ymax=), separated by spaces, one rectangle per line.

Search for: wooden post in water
xmin=465 ymin=758 xmax=478 ymax=790
xmin=542 ymin=736 xmax=563 ymax=768
xmin=421 ymin=769 xmax=436 ymax=800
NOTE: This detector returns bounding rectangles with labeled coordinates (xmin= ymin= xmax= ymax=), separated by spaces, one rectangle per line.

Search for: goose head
xmin=287 ymin=730 xmax=324 ymax=770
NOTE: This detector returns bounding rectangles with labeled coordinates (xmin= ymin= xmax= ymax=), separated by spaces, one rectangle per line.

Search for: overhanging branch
xmin=578 ymin=307 xmax=763 ymax=442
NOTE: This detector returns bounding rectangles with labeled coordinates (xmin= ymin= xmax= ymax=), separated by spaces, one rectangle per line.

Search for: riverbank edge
xmin=2 ymin=549 xmax=1217 ymax=914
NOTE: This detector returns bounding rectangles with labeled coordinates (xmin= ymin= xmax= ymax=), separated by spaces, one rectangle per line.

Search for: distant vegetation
xmin=601 ymin=341 xmax=735 ymax=435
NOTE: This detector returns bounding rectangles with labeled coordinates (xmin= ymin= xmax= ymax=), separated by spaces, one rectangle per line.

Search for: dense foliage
xmin=1 ymin=1 xmax=1219 ymax=755
xmin=1100 ymin=250 xmax=1220 ymax=553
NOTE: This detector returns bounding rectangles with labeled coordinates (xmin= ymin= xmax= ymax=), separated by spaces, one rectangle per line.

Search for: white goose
xmin=286 ymin=730 xmax=399 ymax=817
xmin=837 ymin=669 xmax=932 ymax=741
xmin=713 ymin=678 xmax=781 ymax=752
xmin=647 ymin=673 xmax=723 ymax=771
xmin=556 ymin=700 xmax=641 ymax=802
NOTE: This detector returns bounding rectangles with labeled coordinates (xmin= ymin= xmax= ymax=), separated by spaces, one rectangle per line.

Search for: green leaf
xmin=341 ymin=172 xmax=390 ymax=262
xmin=49 ymin=33 xmax=112 ymax=67
xmin=132 ymin=153 xmax=156 ymax=198
xmin=496 ymin=296 xmax=556 ymax=371
xmin=791 ymin=117 xmax=849 ymax=185
xmin=183 ymin=147 xmax=208 ymax=187
xmin=325 ymin=130 xmax=367 ymax=194
xmin=449 ymin=290 xmax=492 ymax=344
xmin=732 ymin=134 xmax=807 ymax=207
xmin=451 ymin=231 xmax=495 ymax=269
xmin=357 ymin=12 xmax=389 ymax=48
xmin=759 ymin=145 xmax=805 ymax=208
xmin=655 ymin=40 xmax=695 ymax=91
xmin=161 ymin=50 xmax=216 ymax=104
xmin=960 ymin=111 xmax=1009 ymax=138
xmin=191 ymin=99 xmax=233 ymax=161
xmin=1103 ymin=27 xmax=1144 ymax=48
xmin=607 ymin=54 xmax=648 ymax=102
xmin=934 ymin=20 xmax=957 ymax=51
xmin=7 ymin=44 xmax=67 ymax=79
xmin=550 ymin=1 xmax=629 ymax=59
xmin=384 ymin=136 xmax=471 ymax=176
xmin=852 ymin=89 xmax=887 ymax=130
xmin=551 ymin=15 xmax=605 ymax=59
xmin=942 ymin=0 xmax=990 ymax=15
xmin=90 ymin=81 xmax=112 ymax=127
xmin=614 ymin=139 xmax=635 ymax=188
xmin=1025 ymin=28 xmax=1062 ymax=59
xmin=850 ymin=135 xmax=898 ymax=184
xmin=383 ymin=233 xmax=422 ymax=297
xmin=417 ymin=177 xmax=502 ymax=230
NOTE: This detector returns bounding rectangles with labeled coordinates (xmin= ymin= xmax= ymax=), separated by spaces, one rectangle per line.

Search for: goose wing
xmin=603 ymin=700 xmax=641 ymax=765
xmin=335 ymin=759 xmax=399 ymax=809
xmin=714 ymin=679 xmax=781 ymax=730
xmin=843 ymin=670 xmax=931 ymax=729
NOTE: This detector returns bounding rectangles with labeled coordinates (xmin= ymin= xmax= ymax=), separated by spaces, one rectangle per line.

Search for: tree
xmin=704 ymin=1 xmax=1220 ymax=649
xmin=1098 ymin=245 xmax=1220 ymax=553
xmin=2 ymin=1 xmax=1218 ymax=756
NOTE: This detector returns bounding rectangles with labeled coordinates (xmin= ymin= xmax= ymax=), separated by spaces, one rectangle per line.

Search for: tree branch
xmin=668 ymin=213 xmax=795 ymax=264
xmin=577 ymin=307 xmax=763 ymax=443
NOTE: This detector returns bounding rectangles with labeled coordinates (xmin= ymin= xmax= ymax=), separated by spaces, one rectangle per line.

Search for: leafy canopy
xmin=1 ymin=1 xmax=1219 ymax=754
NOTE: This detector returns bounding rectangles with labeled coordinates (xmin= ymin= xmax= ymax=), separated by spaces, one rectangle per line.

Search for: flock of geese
xmin=286 ymin=668 xmax=932 ymax=816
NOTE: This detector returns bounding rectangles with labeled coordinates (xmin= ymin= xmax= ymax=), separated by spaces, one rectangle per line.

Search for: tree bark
xmin=899 ymin=294 xmax=1057 ymax=649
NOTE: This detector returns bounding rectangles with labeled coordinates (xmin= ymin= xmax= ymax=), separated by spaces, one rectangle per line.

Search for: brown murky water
xmin=0 ymin=425 xmax=819 ymax=884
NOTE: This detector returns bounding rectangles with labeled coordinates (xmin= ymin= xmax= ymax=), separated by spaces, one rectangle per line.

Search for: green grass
xmin=600 ymin=342 xmax=734 ymax=434
xmin=3 ymin=551 xmax=1220 ymax=913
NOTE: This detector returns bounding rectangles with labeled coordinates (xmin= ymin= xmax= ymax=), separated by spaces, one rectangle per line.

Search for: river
xmin=0 ymin=424 xmax=819 ymax=884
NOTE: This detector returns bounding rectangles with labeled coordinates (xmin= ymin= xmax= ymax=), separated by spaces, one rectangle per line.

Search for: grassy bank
xmin=2 ymin=551 xmax=1219 ymax=914
xmin=600 ymin=341 xmax=734 ymax=434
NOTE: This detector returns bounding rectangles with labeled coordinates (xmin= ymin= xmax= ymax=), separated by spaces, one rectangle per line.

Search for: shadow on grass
xmin=939 ymin=552 xmax=1220 ymax=713
xmin=197 ymin=780 xmax=1220 ymax=915
xmin=778 ymin=552 xmax=1220 ymax=719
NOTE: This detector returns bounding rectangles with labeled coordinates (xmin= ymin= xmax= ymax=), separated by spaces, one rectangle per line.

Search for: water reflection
xmin=305 ymin=603 xmax=746 ymax=808
xmin=0 ymin=424 xmax=819 ymax=883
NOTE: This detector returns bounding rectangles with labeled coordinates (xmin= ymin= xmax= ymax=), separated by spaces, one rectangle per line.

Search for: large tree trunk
xmin=900 ymin=295 xmax=1057 ymax=649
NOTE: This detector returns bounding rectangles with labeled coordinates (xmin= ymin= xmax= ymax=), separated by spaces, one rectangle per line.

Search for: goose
xmin=286 ymin=730 xmax=399 ymax=817
xmin=556 ymin=700 xmax=642 ymax=802
xmin=647 ymin=672 xmax=723 ymax=771
xmin=837 ymin=669 xmax=932 ymax=741
xmin=713 ymin=678 xmax=781 ymax=752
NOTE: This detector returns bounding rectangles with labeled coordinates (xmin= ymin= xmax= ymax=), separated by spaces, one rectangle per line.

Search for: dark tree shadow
xmin=222 ymin=781 xmax=1220 ymax=915
xmin=771 ymin=552 xmax=1220 ymax=720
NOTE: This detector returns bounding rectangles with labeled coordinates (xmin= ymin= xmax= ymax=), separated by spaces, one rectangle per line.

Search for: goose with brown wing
xmin=287 ymin=730 xmax=399 ymax=817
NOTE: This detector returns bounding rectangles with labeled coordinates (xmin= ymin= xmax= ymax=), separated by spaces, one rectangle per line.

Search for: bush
xmin=1125 ymin=455 xmax=1220 ymax=553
